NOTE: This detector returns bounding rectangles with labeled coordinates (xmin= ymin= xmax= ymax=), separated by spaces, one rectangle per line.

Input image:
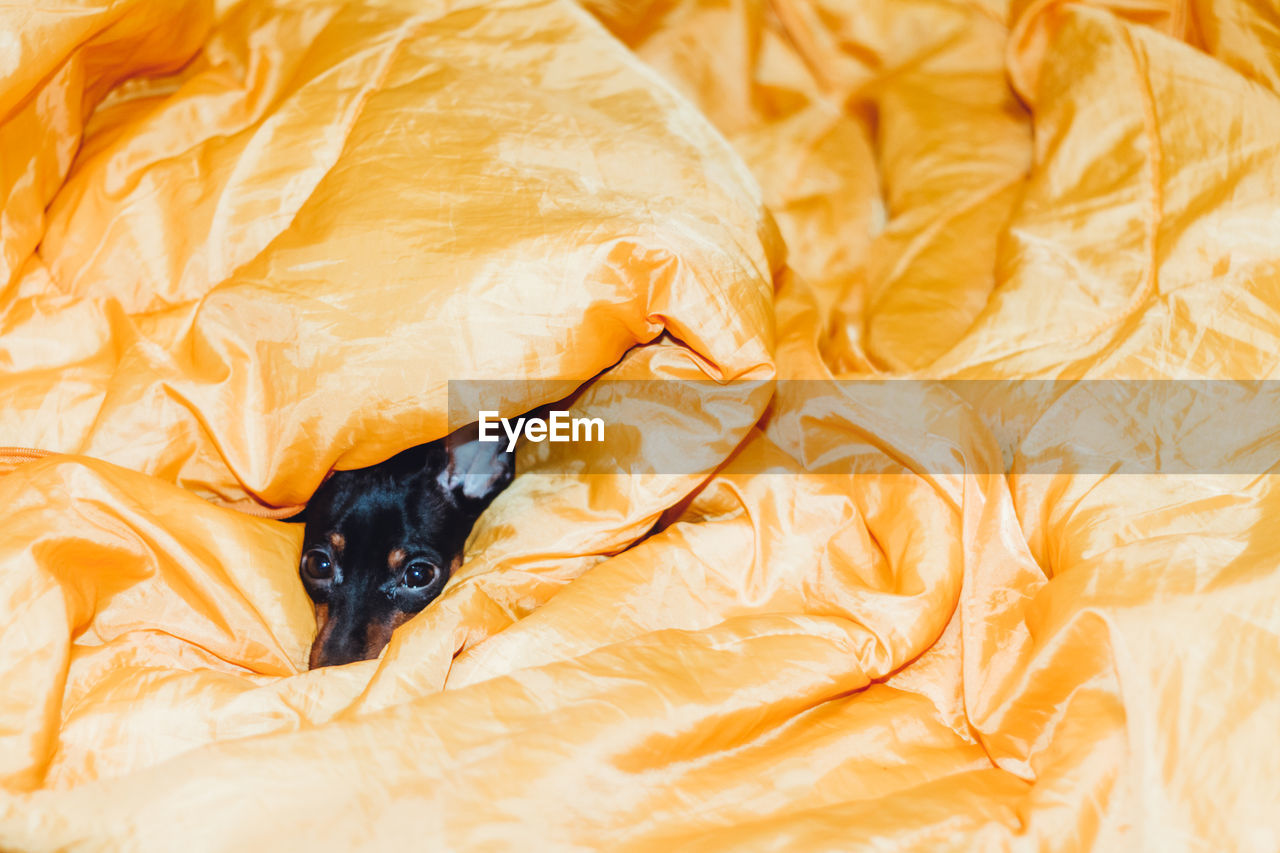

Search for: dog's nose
xmin=308 ymin=606 xmax=379 ymax=669
xmin=309 ymin=635 xmax=376 ymax=669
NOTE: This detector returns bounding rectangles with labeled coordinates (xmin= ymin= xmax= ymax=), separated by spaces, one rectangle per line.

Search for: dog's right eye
xmin=302 ymin=550 xmax=334 ymax=581
xmin=403 ymin=560 xmax=438 ymax=589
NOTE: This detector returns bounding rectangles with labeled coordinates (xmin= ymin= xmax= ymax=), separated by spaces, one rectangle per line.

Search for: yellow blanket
xmin=2 ymin=0 xmax=1278 ymax=848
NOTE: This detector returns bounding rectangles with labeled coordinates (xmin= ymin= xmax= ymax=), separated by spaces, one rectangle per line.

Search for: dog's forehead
xmin=307 ymin=471 xmax=451 ymax=552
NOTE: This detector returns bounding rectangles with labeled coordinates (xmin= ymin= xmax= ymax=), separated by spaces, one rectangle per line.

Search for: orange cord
xmin=0 ymin=446 xmax=53 ymax=471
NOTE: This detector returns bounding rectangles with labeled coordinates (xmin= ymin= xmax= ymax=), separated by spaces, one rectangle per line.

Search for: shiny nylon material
xmin=1 ymin=0 xmax=1278 ymax=849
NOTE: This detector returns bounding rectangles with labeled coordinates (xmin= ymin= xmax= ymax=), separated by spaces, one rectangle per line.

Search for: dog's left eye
xmin=302 ymin=550 xmax=334 ymax=581
xmin=403 ymin=561 xmax=439 ymax=589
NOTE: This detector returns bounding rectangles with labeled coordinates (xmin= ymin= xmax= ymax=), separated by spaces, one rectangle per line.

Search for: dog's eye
xmin=403 ymin=561 xmax=438 ymax=589
xmin=302 ymin=550 xmax=334 ymax=581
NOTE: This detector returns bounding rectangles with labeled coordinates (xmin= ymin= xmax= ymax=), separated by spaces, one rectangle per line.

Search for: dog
xmin=298 ymin=426 xmax=512 ymax=668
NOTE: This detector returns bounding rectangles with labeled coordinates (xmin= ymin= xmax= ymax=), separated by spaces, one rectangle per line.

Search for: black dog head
xmin=300 ymin=428 xmax=512 ymax=668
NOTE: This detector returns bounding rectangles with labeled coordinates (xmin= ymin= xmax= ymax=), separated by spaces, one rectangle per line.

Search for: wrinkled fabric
xmin=1 ymin=0 xmax=1278 ymax=850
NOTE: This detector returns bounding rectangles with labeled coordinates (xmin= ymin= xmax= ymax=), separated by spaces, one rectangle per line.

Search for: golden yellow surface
xmin=2 ymin=0 xmax=1278 ymax=849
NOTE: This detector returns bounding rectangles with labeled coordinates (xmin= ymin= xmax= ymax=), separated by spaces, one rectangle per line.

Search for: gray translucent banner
xmin=447 ymin=380 xmax=1280 ymax=475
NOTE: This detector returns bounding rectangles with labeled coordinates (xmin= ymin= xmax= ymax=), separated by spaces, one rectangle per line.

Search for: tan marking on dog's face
xmin=327 ymin=532 xmax=345 ymax=554
xmin=308 ymin=602 xmax=332 ymax=670
xmin=362 ymin=609 xmax=415 ymax=661
xmin=387 ymin=548 xmax=407 ymax=571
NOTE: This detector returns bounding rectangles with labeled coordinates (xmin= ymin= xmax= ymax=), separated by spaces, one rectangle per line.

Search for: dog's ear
xmin=436 ymin=422 xmax=513 ymax=506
